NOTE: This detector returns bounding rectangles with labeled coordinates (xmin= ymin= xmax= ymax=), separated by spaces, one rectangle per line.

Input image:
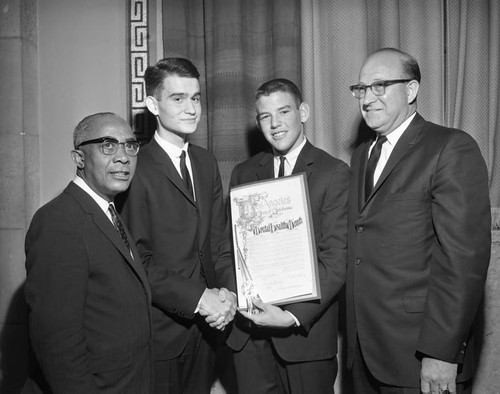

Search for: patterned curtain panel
xmin=160 ymin=0 xmax=499 ymax=204
xmin=300 ymin=0 xmax=499 ymax=206
xmin=445 ymin=0 xmax=500 ymax=207
xmin=161 ymin=0 xmax=301 ymax=194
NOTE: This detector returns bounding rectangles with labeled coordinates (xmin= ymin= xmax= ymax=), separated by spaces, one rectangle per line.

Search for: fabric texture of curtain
xmin=161 ymin=0 xmax=499 ymax=207
xmin=162 ymin=0 xmax=301 ymax=193
xmin=158 ymin=1 xmax=499 ymax=393
xmin=300 ymin=0 xmax=499 ymax=206
xmin=444 ymin=0 xmax=500 ymax=207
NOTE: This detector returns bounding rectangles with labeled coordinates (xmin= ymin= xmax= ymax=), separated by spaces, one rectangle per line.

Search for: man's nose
xmin=271 ymin=116 xmax=282 ymax=129
xmin=362 ymin=87 xmax=377 ymax=105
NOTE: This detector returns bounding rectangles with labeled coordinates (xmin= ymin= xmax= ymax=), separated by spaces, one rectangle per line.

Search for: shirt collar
xmin=154 ymin=131 xmax=189 ymax=159
xmin=273 ymin=134 xmax=307 ymax=161
xmin=73 ymin=175 xmax=112 ymax=214
xmin=385 ymin=112 xmax=416 ymax=147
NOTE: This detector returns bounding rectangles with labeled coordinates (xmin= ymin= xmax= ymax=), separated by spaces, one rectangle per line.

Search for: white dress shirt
xmin=273 ymin=135 xmax=307 ymax=178
xmin=73 ymin=176 xmax=115 ymax=224
xmin=368 ymin=112 xmax=416 ymax=185
xmin=154 ymin=131 xmax=196 ymax=201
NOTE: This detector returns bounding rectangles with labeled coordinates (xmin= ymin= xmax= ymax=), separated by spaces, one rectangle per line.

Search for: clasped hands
xmin=198 ymin=287 xmax=237 ymax=331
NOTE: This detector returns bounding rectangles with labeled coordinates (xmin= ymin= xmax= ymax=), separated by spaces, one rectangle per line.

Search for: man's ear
xmin=299 ymin=102 xmax=310 ymax=123
xmin=407 ymin=80 xmax=419 ymax=104
xmin=255 ymin=116 xmax=262 ymax=131
xmin=71 ymin=149 xmax=85 ymax=169
xmin=146 ymin=95 xmax=159 ymax=116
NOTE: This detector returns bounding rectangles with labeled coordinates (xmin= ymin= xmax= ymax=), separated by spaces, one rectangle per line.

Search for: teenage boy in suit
xmin=226 ymin=78 xmax=350 ymax=393
xmin=118 ymin=57 xmax=237 ymax=394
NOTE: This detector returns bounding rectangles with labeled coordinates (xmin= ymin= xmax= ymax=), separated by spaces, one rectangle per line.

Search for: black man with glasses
xmin=23 ymin=112 xmax=153 ymax=393
xmin=346 ymin=48 xmax=491 ymax=394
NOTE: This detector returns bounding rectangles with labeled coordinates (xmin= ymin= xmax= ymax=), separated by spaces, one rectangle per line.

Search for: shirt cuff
xmin=285 ymin=310 xmax=300 ymax=327
xmin=195 ymin=295 xmax=202 ymax=314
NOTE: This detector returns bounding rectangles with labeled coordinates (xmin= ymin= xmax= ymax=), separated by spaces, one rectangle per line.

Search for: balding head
xmin=71 ymin=112 xmax=137 ymax=202
xmin=356 ymin=48 xmax=421 ymax=136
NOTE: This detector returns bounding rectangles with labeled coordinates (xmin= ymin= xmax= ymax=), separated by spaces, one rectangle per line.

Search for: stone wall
xmin=0 ymin=0 xmax=38 ymax=392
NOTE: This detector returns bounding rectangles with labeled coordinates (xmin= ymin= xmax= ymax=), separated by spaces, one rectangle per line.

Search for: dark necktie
xmin=108 ymin=203 xmax=131 ymax=251
xmin=277 ymin=156 xmax=286 ymax=177
xmin=365 ymin=136 xmax=387 ymax=200
xmin=180 ymin=150 xmax=194 ymax=197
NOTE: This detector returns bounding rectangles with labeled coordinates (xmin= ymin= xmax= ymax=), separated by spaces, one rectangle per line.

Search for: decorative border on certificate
xmin=230 ymin=173 xmax=320 ymax=311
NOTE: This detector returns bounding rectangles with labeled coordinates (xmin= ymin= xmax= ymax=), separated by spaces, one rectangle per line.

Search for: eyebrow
xmin=258 ymin=104 xmax=293 ymax=114
xmin=101 ymin=136 xmax=138 ymax=142
xmin=168 ymin=91 xmax=201 ymax=99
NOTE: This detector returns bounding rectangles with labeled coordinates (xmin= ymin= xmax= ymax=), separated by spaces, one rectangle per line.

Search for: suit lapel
xmin=363 ymin=113 xmax=424 ymax=206
xmin=255 ymin=140 xmax=316 ymax=181
xmin=293 ymin=140 xmax=314 ymax=179
xmin=189 ymin=148 xmax=205 ymax=215
xmin=358 ymin=140 xmax=373 ymax=210
xmin=65 ymin=183 xmax=151 ymax=296
xmin=256 ymin=151 xmax=274 ymax=180
xmin=148 ymin=138 xmax=196 ymax=206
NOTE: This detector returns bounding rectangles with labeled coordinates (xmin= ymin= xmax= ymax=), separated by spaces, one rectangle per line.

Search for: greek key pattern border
xmin=129 ymin=0 xmax=150 ymax=139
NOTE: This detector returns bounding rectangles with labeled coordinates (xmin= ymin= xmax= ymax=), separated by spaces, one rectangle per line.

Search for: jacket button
xmin=199 ymin=251 xmax=204 ymax=257
xmin=355 ymin=258 xmax=361 ymax=265
xmin=355 ymin=225 xmax=364 ymax=233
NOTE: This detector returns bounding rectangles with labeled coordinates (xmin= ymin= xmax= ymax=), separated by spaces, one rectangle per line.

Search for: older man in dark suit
xmin=24 ymin=112 xmax=153 ymax=393
xmin=346 ymin=48 xmax=491 ymax=394
xmin=226 ymin=78 xmax=349 ymax=394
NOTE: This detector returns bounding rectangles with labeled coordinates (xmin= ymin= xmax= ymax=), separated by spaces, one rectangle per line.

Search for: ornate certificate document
xmin=230 ymin=173 xmax=320 ymax=311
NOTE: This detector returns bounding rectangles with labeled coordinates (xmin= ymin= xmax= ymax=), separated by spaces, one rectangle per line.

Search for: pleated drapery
xmin=160 ymin=0 xmax=499 ymax=206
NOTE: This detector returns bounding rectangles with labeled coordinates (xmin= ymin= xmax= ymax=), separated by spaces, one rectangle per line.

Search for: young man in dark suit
xmin=118 ymin=57 xmax=237 ymax=394
xmin=226 ymin=78 xmax=350 ymax=393
xmin=346 ymin=48 xmax=491 ymax=394
xmin=24 ymin=112 xmax=153 ymax=393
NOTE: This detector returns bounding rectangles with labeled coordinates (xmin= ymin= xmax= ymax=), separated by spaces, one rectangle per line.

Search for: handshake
xmin=198 ymin=287 xmax=237 ymax=331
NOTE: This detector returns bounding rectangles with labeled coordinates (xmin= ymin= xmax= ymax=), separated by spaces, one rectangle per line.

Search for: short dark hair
xmin=145 ymin=57 xmax=200 ymax=98
xmin=73 ymin=112 xmax=121 ymax=149
xmin=374 ymin=47 xmax=421 ymax=83
xmin=255 ymin=78 xmax=303 ymax=108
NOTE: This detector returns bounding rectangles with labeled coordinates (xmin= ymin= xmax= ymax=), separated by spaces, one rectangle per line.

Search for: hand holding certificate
xmin=230 ymin=173 xmax=320 ymax=311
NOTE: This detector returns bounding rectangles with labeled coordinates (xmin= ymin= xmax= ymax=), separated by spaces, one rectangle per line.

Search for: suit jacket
xmin=24 ymin=182 xmax=153 ymax=394
xmin=226 ymin=140 xmax=350 ymax=362
xmin=118 ymin=138 xmax=234 ymax=360
xmin=346 ymin=113 xmax=491 ymax=386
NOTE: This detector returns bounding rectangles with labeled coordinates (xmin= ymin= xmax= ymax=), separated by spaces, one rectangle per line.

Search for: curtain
xmin=301 ymin=0 xmax=444 ymax=166
xmin=300 ymin=0 xmax=499 ymax=206
xmin=159 ymin=1 xmax=499 ymax=392
xmin=162 ymin=0 xmax=301 ymax=193
xmin=161 ymin=0 xmax=499 ymax=206
xmin=444 ymin=0 xmax=500 ymax=207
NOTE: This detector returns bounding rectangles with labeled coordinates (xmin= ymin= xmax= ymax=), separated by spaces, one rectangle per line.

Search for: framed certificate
xmin=229 ymin=173 xmax=320 ymax=311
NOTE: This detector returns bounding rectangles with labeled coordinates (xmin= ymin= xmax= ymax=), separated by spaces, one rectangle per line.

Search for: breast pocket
xmin=90 ymin=349 xmax=132 ymax=373
xmin=90 ymin=350 xmax=134 ymax=391
xmin=403 ymin=295 xmax=427 ymax=313
xmin=382 ymin=191 xmax=431 ymax=247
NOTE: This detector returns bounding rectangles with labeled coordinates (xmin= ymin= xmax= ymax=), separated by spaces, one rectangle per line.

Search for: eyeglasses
xmin=77 ymin=137 xmax=140 ymax=156
xmin=349 ymin=79 xmax=413 ymax=99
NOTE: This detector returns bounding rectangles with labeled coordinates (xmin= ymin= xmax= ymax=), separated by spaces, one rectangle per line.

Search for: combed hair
xmin=73 ymin=112 xmax=119 ymax=149
xmin=144 ymin=57 xmax=200 ymax=99
xmin=255 ymin=78 xmax=303 ymax=108
xmin=374 ymin=47 xmax=421 ymax=83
